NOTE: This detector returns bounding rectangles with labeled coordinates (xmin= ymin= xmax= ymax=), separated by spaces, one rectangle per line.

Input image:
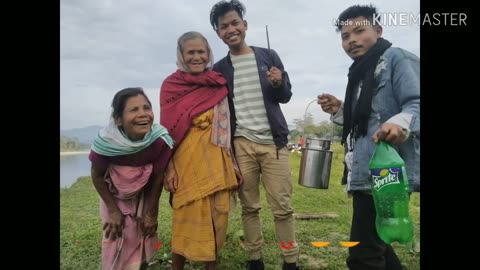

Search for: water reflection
xmin=60 ymin=153 xmax=90 ymax=188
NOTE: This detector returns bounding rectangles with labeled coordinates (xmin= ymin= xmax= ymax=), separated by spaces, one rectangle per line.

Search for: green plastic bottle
xmin=369 ymin=141 xmax=413 ymax=244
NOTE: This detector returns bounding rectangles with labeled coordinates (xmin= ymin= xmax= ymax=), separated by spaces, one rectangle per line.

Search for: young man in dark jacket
xmin=318 ymin=4 xmax=420 ymax=270
xmin=209 ymin=1 xmax=299 ymax=269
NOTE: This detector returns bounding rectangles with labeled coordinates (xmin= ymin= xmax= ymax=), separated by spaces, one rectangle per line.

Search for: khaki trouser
xmin=233 ymin=137 xmax=299 ymax=263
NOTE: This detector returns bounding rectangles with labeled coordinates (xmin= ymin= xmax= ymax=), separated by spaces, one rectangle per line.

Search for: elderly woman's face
xmin=116 ymin=95 xmax=153 ymax=141
xmin=182 ymin=38 xmax=209 ymax=74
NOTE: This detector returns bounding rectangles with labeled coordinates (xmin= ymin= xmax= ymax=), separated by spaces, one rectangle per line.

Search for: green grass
xmin=60 ymin=143 xmax=420 ymax=269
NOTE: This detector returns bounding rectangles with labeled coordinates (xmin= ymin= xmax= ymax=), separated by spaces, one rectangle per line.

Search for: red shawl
xmin=160 ymin=70 xmax=228 ymax=148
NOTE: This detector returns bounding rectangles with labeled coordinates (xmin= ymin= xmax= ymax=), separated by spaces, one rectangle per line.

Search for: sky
xmin=60 ymin=0 xmax=419 ymax=130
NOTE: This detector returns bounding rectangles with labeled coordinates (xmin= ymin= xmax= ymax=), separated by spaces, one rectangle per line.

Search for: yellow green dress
xmin=171 ymin=109 xmax=238 ymax=261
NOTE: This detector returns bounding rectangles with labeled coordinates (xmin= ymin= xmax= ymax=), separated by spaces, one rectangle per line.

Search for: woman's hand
xmin=91 ymin=164 xmax=125 ymax=241
xmin=103 ymin=208 xmax=125 ymax=241
xmin=164 ymin=160 xmax=178 ymax=193
xmin=235 ymin=169 xmax=244 ymax=187
xmin=141 ymin=213 xmax=158 ymax=238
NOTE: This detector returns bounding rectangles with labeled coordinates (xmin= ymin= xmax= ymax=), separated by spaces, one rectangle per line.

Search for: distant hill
xmin=60 ymin=125 xmax=102 ymax=145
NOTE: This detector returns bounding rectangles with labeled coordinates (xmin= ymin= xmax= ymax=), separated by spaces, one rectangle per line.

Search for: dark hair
xmin=335 ymin=4 xmax=378 ymax=32
xmin=111 ymin=87 xmax=151 ymax=119
xmin=209 ymin=0 xmax=246 ymax=30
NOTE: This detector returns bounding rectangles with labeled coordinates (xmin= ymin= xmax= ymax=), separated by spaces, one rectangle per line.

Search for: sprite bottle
xmin=369 ymin=141 xmax=413 ymax=244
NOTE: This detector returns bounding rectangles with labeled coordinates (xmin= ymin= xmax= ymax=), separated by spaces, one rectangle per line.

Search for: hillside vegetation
xmin=60 ymin=135 xmax=90 ymax=151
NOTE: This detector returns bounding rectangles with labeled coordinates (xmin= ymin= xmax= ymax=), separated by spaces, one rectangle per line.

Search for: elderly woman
xmin=160 ymin=31 xmax=243 ymax=270
xmin=89 ymin=87 xmax=173 ymax=270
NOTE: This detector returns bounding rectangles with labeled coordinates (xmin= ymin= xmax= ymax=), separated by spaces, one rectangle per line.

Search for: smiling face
xmin=182 ymin=38 xmax=209 ymax=74
xmin=216 ymin=10 xmax=248 ymax=54
xmin=340 ymin=16 xmax=382 ymax=60
xmin=115 ymin=95 xmax=153 ymax=141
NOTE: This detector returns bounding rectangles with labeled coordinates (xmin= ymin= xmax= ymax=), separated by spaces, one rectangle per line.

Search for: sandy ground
xmin=60 ymin=151 xmax=90 ymax=156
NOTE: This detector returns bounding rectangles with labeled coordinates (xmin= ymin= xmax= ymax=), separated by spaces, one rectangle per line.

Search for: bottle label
xmin=371 ymin=167 xmax=402 ymax=191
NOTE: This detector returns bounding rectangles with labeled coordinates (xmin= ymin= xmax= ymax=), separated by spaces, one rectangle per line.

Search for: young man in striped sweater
xmin=210 ymin=1 xmax=299 ymax=270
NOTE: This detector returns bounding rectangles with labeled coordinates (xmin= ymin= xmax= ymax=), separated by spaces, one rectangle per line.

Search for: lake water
xmin=60 ymin=153 xmax=91 ymax=188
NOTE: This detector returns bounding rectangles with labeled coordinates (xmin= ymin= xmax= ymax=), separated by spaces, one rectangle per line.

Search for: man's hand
xmin=372 ymin=123 xmax=408 ymax=145
xmin=267 ymin=66 xmax=282 ymax=87
xmin=317 ymin=94 xmax=341 ymax=114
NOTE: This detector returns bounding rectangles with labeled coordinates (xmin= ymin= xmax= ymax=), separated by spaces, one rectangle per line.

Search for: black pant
xmin=346 ymin=192 xmax=404 ymax=270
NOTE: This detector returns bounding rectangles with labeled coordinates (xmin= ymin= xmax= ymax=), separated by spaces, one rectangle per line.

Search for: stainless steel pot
xmin=298 ymin=138 xmax=333 ymax=189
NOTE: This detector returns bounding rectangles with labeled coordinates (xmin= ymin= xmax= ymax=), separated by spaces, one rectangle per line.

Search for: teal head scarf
xmin=91 ymin=118 xmax=174 ymax=156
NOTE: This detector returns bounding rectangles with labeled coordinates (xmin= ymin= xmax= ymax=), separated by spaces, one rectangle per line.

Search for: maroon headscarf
xmin=160 ymin=69 xmax=228 ymax=148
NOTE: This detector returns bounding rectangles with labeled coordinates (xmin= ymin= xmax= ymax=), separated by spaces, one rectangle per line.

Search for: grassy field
xmin=60 ymin=143 xmax=420 ymax=270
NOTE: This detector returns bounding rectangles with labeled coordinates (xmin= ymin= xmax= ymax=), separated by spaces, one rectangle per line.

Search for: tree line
xmin=60 ymin=136 xmax=90 ymax=151
xmin=289 ymin=112 xmax=343 ymax=144
xmin=60 ymin=116 xmax=340 ymax=151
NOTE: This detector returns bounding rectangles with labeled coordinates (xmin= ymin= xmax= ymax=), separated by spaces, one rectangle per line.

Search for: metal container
xmin=298 ymin=138 xmax=333 ymax=189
